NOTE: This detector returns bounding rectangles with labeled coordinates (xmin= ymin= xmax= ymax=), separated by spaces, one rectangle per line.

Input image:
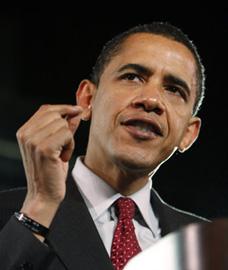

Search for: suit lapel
xmin=150 ymin=187 xmax=208 ymax=236
xmin=47 ymin=175 xmax=114 ymax=270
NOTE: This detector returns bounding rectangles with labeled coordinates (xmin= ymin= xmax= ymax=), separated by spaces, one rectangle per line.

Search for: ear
xmin=76 ymin=79 xmax=96 ymax=121
xmin=178 ymin=117 xmax=201 ymax=153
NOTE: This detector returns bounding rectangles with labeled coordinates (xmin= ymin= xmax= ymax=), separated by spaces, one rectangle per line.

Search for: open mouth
xmin=121 ymin=118 xmax=163 ymax=139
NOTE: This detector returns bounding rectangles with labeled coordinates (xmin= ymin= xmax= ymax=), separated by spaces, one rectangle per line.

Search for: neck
xmin=84 ymin=155 xmax=151 ymax=196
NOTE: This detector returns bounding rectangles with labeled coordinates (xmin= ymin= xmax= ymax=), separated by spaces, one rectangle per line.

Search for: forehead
xmin=103 ymin=33 xmax=197 ymax=94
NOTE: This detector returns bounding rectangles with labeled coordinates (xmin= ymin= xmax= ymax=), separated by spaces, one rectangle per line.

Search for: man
xmin=0 ymin=22 xmax=208 ymax=269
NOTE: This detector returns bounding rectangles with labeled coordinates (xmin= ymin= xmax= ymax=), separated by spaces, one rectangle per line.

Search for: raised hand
xmin=16 ymin=104 xmax=83 ymax=236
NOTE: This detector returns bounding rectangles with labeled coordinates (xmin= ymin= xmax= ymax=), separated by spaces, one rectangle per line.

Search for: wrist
xmin=14 ymin=211 xmax=49 ymax=237
xmin=21 ymin=196 xmax=61 ymax=228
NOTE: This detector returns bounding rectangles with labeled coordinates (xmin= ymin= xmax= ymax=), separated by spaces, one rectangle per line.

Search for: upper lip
xmin=120 ymin=115 xmax=164 ymax=136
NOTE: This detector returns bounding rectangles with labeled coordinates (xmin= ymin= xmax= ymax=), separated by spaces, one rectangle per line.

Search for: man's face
xmin=85 ymin=33 xmax=200 ymax=174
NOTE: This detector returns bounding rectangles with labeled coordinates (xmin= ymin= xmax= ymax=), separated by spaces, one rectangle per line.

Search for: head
xmin=76 ymin=22 xmax=205 ymax=185
xmin=90 ymin=22 xmax=205 ymax=116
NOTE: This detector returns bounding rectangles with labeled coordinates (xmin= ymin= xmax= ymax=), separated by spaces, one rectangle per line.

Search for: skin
xmin=80 ymin=33 xmax=201 ymax=194
xmin=17 ymin=33 xmax=201 ymax=241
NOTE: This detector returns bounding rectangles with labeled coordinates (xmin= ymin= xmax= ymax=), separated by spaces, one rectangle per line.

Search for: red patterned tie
xmin=111 ymin=197 xmax=142 ymax=270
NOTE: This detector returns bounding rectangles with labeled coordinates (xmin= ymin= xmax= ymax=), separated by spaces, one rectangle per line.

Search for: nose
xmin=131 ymin=96 xmax=165 ymax=115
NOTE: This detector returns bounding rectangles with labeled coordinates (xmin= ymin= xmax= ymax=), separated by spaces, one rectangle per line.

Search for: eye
xmin=164 ymin=85 xmax=187 ymax=101
xmin=120 ymin=73 xmax=144 ymax=83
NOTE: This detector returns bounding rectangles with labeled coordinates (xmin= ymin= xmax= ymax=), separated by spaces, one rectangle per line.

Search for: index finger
xmin=39 ymin=104 xmax=83 ymax=117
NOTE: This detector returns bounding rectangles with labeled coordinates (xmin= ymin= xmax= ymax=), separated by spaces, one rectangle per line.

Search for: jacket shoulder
xmin=150 ymin=187 xmax=210 ymax=236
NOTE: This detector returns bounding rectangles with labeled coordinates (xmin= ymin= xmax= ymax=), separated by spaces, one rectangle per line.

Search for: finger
xmin=25 ymin=118 xmax=69 ymax=149
xmin=35 ymin=127 xmax=75 ymax=162
xmin=19 ymin=111 xmax=66 ymax=138
xmin=18 ymin=106 xmax=83 ymax=138
xmin=38 ymin=104 xmax=83 ymax=118
xmin=66 ymin=114 xmax=82 ymax=134
xmin=24 ymin=104 xmax=82 ymax=125
xmin=60 ymin=138 xmax=75 ymax=162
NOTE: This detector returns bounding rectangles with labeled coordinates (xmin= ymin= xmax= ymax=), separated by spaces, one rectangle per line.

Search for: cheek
xmin=165 ymin=96 xmax=193 ymax=127
xmin=165 ymin=105 xmax=190 ymax=143
xmin=92 ymin=87 xmax=131 ymax=126
xmin=167 ymin=116 xmax=190 ymax=149
xmin=91 ymin=92 xmax=122 ymax=132
xmin=164 ymin=94 xmax=193 ymax=118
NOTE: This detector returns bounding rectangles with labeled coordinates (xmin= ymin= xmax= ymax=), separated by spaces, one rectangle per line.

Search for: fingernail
xmin=73 ymin=106 xmax=83 ymax=112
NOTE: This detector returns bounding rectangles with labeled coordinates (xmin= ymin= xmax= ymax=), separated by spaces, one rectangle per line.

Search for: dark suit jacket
xmin=0 ymin=175 xmax=208 ymax=270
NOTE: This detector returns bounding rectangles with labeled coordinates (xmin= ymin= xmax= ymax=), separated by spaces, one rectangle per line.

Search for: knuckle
xmin=16 ymin=129 xmax=22 ymax=140
xmin=16 ymin=128 xmax=28 ymax=144
xmin=64 ymin=128 xmax=73 ymax=138
xmin=39 ymin=104 xmax=50 ymax=111
xmin=61 ymin=118 xmax=69 ymax=128
xmin=35 ymin=143 xmax=49 ymax=157
xmin=56 ymin=121 xmax=70 ymax=135
xmin=26 ymin=138 xmax=38 ymax=152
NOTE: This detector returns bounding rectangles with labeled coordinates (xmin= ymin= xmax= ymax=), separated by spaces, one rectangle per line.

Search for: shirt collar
xmin=72 ymin=156 xmax=159 ymax=235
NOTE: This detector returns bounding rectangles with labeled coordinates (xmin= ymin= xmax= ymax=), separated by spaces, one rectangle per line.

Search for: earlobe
xmin=75 ymin=79 xmax=96 ymax=121
xmin=178 ymin=117 xmax=201 ymax=153
xmin=81 ymin=105 xmax=92 ymax=121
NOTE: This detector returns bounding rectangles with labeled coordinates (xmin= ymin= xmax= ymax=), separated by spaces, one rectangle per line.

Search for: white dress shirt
xmin=72 ymin=157 xmax=161 ymax=255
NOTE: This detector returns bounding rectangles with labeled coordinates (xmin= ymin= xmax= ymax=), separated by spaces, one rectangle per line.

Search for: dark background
xmin=1 ymin=8 xmax=228 ymax=219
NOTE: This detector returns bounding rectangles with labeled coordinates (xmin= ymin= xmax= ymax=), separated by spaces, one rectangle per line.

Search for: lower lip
xmin=122 ymin=125 xmax=158 ymax=140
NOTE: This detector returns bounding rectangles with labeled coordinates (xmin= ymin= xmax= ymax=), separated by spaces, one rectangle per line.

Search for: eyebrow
xmin=117 ymin=63 xmax=152 ymax=77
xmin=164 ymin=74 xmax=191 ymax=98
xmin=117 ymin=63 xmax=191 ymax=98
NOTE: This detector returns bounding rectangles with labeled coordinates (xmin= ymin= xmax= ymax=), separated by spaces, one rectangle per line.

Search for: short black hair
xmin=90 ymin=22 xmax=205 ymax=116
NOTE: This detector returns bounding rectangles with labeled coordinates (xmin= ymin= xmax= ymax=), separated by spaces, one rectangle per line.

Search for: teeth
xmin=131 ymin=121 xmax=152 ymax=133
xmin=136 ymin=123 xmax=151 ymax=132
xmin=139 ymin=127 xmax=150 ymax=132
xmin=122 ymin=119 xmax=162 ymax=136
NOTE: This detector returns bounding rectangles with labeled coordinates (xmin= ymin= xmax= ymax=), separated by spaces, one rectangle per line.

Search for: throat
xmin=114 ymin=176 xmax=149 ymax=196
xmin=92 ymin=165 xmax=149 ymax=196
xmin=84 ymin=152 xmax=150 ymax=195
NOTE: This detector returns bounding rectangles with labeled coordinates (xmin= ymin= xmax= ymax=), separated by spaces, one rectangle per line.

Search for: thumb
xmin=60 ymin=112 xmax=82 ymax=162
xmin=60 ymin=139 xmax=75 ymax=162
xmin=67 ymin=114 xmax=82 ymax=135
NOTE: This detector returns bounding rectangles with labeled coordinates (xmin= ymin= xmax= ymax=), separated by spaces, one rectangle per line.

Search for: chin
xmin=111 ymin=150 xmax=157 ymax=175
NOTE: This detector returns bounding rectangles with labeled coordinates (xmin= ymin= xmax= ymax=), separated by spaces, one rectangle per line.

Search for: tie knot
xmin=115 ymin=197 xmax=136 ymax=220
